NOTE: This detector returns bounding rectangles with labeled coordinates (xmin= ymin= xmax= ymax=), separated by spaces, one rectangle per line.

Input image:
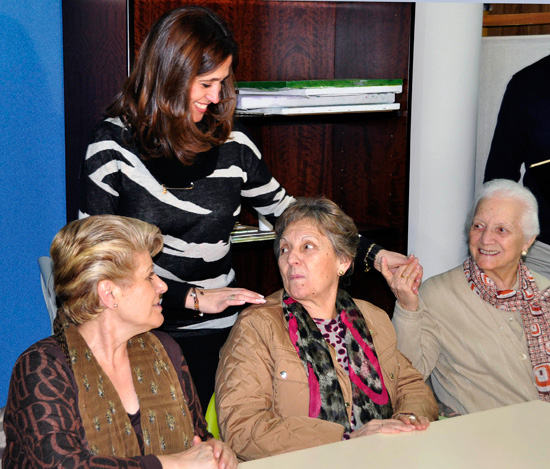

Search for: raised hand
xmin=380 ymin=254 xmax=422 ymax=311
xmin=375 ymin=250 xmax=422 ymax=288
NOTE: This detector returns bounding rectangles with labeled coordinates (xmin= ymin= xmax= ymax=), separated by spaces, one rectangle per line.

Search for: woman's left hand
xmin=206 ymin=438 xmax=238 ymax=469
xmin=374 ymin=249 xmax=421 ymax=280
xmin=349 ymin=418 xmax=415 ymax=437
xmin=380 ymin=255 xmax=422 ymax=311
xmin=395 ymin=413 xmax=430 ymax=430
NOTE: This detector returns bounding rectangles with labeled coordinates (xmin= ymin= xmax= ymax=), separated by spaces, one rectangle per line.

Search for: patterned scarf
xmin=282 ymin=289 xmax=393 ymax=433
xmin=57 ymin=315 xmax=194 ymax=457
xmin=464 ymin=256 xmax=550 ymax=401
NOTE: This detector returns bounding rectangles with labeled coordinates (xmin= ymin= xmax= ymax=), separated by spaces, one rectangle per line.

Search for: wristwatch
xmin=364 ymin=243 xmax=382 ymax=272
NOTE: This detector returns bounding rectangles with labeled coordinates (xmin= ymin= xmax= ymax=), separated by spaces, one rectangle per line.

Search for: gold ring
xmin=401 ymin=274 xmax=408 ymax=279
xmin=230 ymin=295 xmax=236 ymax=300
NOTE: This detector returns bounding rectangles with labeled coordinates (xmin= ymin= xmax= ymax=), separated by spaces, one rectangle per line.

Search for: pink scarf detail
xmin=341 ymin=312 xmax=389 ymax=405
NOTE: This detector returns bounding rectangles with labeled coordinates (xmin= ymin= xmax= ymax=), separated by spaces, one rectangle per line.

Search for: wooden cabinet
xmin=63 ymin=0 xmax=413 ymax=313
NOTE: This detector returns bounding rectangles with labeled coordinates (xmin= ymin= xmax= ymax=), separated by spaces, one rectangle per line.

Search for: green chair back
xmin=205 ymin=392 xmax=220 ymax=439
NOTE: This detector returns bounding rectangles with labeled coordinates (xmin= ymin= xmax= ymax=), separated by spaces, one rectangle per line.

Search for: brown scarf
xmin=464 ymin=256 xmax=550 ymax=401
xmin=59 ymin=316 xmax=194 ymax=457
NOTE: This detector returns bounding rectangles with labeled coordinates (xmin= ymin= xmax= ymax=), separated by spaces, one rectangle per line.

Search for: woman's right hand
xmin=186 ymin=287 xmax=266 ymax=314
xmin=380 ymin=255 xmax=422 ymax=312
xmin=349 ymin=418 xmax=416 ymax=438
xmin=157 ymin=436 xmax=219 ymax=469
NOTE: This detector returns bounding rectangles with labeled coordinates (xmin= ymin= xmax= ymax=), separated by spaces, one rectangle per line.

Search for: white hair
xmin=466 ymin=179 xmax=539 ymax=241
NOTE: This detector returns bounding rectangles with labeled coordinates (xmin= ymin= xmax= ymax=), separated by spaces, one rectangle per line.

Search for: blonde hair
xmin=50 ymin=215 xmax=163 ymax=324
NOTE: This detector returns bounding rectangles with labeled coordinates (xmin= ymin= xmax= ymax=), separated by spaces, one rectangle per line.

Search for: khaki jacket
xmin=215 ymin=290 xmax=438 ymax=461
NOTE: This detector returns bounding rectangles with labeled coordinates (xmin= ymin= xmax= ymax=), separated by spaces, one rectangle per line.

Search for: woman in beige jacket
xmin=215 ymin=197 xmax=438 ymax=460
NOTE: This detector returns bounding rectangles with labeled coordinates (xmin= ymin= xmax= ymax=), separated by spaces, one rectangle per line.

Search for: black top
xmin=484 ymin=54 xmax=550 ymax=245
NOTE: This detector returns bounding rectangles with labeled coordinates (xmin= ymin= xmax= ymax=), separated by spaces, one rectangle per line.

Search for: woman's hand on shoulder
xmin=157 ymin=436 xmax=218 ymax=469
xmin=380 ymin=255 xmax=422 ymax=312
xmin=187 ymin=287 xmax=266 ymax=314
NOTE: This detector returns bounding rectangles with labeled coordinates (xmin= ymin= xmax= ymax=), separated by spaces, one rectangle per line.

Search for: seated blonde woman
xmin=388 ymin=179 xmax=550 ymax=416
xmin=215 ymin=197 xmax=438 ymax=460
xmin=2 ymin=215 xmax=236 ymax=469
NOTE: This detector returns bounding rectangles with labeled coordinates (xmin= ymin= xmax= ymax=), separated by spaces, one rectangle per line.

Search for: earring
xmin=338 ymin=270 xmax=345 ymax=276
xmin=521 ymin=250 xmax=528 ymax=257
xmin=113 ymin=303 xmax=118 ymax=308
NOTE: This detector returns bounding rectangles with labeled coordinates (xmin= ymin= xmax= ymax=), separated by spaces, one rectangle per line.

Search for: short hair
xmin=50 ymin=215 xmax=164 ymax=324
xmin=274 ymin=196 xmax=359 ymax=276
xmin=106 ymin=6 xmax=238 ymax=164
xmin=467 ymin=179 xmax=540 ymax=240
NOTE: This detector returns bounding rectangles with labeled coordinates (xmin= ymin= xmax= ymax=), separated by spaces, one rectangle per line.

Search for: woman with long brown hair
xmin=80 ymin=6 xmax=416 ymax=411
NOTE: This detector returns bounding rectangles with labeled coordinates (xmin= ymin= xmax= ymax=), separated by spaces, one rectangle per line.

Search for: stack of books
xmin=230 ymin=223 xmax=276 ymax=244
xmin=235 ymin=79 xmax=402 ymax=116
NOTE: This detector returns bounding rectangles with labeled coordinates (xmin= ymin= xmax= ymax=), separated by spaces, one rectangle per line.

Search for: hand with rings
xmin=380 ymin=254 xmax=423 ymax=312
xmin=349 ymin=415 xmax=428 ymax=438
xmin=395 ymin=413 xmax=430 ymax=430
xmin=186 ymin=287 xmax=266 ymax=314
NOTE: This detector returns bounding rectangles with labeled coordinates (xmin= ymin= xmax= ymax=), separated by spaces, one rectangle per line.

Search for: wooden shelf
xmin=235 ymin=103 xmax=400 ymax=117
xmin=483 ymin=12 xmax=550 ymax=28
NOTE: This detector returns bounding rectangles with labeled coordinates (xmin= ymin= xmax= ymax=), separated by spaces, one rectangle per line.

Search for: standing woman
xmin=80 ymin=6 xmax=413 ymax=411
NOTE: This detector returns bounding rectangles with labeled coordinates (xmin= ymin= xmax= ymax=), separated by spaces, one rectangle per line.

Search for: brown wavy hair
xmin=50 ymin=215 xmax=164 ymax=324
xmin=273 ymin=196 xmax=359 ymax=277
xmin=106 ymin=6 xmax=238 ymax=164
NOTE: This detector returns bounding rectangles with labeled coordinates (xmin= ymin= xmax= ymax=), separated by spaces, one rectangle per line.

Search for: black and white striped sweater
xmin=80 ymin=117 xmax=295 ymax=329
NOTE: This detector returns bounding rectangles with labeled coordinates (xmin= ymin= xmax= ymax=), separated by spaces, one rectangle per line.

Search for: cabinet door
xmin=63 ymin=0 xmax=128 ymax=221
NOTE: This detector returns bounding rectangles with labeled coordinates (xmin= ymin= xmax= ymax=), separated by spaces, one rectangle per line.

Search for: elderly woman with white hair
xmin=385 ymin=179 xmax=550 ymax=416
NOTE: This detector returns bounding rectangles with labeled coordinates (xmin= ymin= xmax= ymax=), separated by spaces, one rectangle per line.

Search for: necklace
xmin=162 ymin=183 xmax=194 ymax=194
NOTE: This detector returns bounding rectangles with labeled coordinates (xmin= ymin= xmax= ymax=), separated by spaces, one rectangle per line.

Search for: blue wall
xmin=0 ymin=1 xmax=66 ymax=405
